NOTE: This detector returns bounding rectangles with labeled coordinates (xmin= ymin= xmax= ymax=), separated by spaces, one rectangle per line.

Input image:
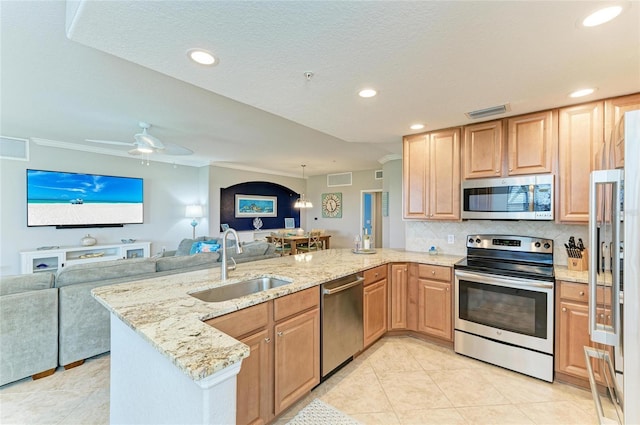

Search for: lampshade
xmin=185 ymin=204 xmax=204 ymax=218
xmin=294 ymin=165 xmax=313 ymax=209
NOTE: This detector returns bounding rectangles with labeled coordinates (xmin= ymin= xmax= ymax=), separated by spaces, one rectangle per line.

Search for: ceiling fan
xmin=85 ymin=122 xmax=193 ymax=156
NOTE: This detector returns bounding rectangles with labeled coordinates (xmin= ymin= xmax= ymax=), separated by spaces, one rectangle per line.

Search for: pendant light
xmin=294 ymin=165 xmax=313 ymax=208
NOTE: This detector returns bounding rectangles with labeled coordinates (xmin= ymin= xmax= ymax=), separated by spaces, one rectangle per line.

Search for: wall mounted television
xmin=26 ymin=169 xmax=143 ymax=228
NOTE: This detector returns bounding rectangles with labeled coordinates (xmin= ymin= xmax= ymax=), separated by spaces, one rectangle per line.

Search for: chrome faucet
xmin=221 ymin=228 xmax=242 ymax=281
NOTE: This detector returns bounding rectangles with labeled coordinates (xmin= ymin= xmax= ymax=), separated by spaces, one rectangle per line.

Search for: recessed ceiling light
xmin=188 ymin=49 xmax=216 ymax=65
xmin=358 ymin=89 xmax=377 ymax=98
xmin=410 ymin=124 xmax=425 ymax=130
xmin=582 ymin=5 xmax=623 ymax=27
xmin=569 ymin=88 xmax=597 ymax=98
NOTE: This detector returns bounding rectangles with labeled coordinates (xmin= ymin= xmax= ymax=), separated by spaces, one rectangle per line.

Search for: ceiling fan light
xmin=136 ymin=146 xmax=153 ymax=153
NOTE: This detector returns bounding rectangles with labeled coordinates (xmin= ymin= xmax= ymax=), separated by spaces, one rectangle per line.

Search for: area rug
xmin=286 ymin=398 xmax=362 ymax=425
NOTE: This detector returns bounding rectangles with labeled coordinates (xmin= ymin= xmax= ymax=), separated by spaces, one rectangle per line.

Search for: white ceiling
xmin=1 ymin=1 xmax=639 ymax=176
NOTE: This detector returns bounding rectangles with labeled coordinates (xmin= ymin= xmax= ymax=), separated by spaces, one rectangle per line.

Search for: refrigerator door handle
xmin=584 ymin=347 xmax=624 ymax=425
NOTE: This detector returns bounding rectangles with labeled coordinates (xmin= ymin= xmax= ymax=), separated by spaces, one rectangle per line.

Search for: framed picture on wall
xmin=284 ymin=218 xmax=295 ymax=229
xmin=235 ymin=194 xmax=278 ymax=218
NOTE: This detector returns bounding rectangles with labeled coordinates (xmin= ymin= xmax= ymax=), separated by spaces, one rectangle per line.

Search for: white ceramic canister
xmin=81 ymin=234 xmax=97 ymax=246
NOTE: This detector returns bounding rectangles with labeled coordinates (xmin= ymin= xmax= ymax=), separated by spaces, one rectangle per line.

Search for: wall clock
xmin=321 ymin=192 xmax=342 ymax=218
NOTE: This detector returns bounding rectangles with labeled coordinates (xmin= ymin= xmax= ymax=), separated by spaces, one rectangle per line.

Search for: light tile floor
xmin=0 ymin=337 xmax=616 ymax=425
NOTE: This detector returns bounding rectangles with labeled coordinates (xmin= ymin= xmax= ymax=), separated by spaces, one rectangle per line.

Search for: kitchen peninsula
xmin=93 ymin=248 xmax=461 ymax=424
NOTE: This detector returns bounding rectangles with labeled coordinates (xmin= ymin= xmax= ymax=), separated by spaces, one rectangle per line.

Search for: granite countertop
xmin=92 ymin=248 xmax=462 ymax=383
xmin=554 ymin=266 xmax=589 ymax=283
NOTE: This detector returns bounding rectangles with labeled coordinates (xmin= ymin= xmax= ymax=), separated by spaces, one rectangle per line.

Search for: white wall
xmin=0 ymin=144 xmax=205 ymax=275
xmin=305 ymin=169 xmax=383 ymax=249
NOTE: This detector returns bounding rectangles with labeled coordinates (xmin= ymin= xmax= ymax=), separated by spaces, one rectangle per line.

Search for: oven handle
xmin=454 ymin=270 xmax=554 ymax=290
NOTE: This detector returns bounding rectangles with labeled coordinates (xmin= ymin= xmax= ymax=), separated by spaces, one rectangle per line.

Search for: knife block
xmin=567 ymin=249 xmax=588 ymax=271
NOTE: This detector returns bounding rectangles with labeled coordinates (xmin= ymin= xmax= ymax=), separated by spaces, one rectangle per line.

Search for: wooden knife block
xmin=567 ymin=249 xmax=588 ymax=271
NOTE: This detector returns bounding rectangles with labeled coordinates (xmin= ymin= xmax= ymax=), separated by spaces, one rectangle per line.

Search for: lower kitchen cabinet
xmin=389 ymin=264 xmax=408 ymax=329
xmin=555 ymin=281 xmax=612 ymax=387
xmin=363 ymin=265 xmax=388 ymax=348
xmin=204 ymin=287 xmax=319 ymax=424
xmin=415 ymin=265 xmax=453 ymax=342
xmin=274 ymin=307 xmax=320 ymax=415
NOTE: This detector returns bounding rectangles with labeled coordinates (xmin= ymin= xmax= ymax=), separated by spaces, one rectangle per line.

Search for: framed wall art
xmin=235 ymin=194 xmax=278 ymax=217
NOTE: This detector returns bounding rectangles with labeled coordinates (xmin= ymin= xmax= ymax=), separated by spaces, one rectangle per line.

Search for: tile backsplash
xmin=405 ymin=220 xmax=588 ymax=266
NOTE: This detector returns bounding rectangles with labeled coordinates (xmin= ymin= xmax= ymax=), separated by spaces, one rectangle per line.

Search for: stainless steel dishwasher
xmin=321 ymin=273 xmax=364 ymax=379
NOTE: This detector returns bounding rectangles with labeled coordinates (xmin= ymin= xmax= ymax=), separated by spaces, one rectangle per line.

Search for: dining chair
xmin=297 ymin=231 xmax=323 ymax=252
xmin=270 ymin=232 xmax=291 ymax=256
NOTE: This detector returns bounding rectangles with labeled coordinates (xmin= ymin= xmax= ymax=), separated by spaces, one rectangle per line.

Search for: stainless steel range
xmin=454 ymin=234 xmax=555 ymax=382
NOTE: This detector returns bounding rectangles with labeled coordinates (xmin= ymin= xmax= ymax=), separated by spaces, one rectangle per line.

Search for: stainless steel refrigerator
xmin=587 ymin=109 xmax=639 ymax=425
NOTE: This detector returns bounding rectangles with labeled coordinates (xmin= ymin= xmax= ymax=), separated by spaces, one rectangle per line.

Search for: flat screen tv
xmin=27 ymin=169 xmax=143 ymax=228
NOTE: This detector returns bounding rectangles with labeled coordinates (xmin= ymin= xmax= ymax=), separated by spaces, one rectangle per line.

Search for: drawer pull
xmin=374 ymin=273 xmax=379 ymax=277
xmin=265 ymin=337 xmax=271 ymax=343
xmin=580 ymin=291 xmax=585 ymax=296
xmin=431 ymin=270 xmax=436 ymax=275
xmin=562 ymin=307 xmax=567 ymax=312
xmin=277 ymin=331 xmax=284 ymax=337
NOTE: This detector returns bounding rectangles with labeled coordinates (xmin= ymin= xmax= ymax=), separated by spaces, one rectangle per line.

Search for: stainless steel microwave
xmin=461 ymin=174 xmax=554 ymax=220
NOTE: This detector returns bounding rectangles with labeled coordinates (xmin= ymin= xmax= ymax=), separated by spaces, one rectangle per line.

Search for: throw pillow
xmin=190 ymin=240 xmax=221 ymax=255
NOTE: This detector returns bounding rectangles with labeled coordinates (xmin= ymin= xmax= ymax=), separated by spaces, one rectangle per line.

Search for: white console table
xmin=20 ymin=242 xmax=151 ymax=274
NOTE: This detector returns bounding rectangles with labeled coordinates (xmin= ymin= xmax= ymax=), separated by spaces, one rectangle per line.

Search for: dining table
xmin=265 ymin=234 xmax=331 ymax=255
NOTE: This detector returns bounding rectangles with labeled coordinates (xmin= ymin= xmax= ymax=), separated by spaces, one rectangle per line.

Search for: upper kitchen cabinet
xmin=558 ymin=101 xmax=603 ymax=223
xmin=507 ymin=110 xmax=557 ymax=176
xmin=605 ymin=92 xmax=640 ymax=169
xmin=462 ymin=120 xmax=504 ymax=179
xmin=403 ymin=128 xmax=460 ymax=220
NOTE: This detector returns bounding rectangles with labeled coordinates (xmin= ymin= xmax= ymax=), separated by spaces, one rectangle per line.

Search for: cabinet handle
xmin=446 ymin=287 xmax=449 ymax=291
xmin=599 ymin=313 xmax=604 ymax=318
xmin=265 ymin=337 xmax=271 ymax=343
xmin=374 ymin=273 xmax=379 ymax=277
xmin=579 ymin=291 xmax=585 ymax=296
xmin=277 ymin=331 xmax=284 ymax=337
xmin=431 ymin=270 xmax=436 ymax=275
xmin=496 ymin=170 xmax=500 ymax=173
xmin=607 ymin=315 xmax=611 ymax=320
xmin=562 ymin=307 xmax=567 ymax=312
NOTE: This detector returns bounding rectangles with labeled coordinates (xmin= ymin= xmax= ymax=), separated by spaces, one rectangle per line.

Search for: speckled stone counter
xmin=92 ymin=248 xmax=462 ymax=383
xmin=554 ymin=266 xmax=589 ymax=283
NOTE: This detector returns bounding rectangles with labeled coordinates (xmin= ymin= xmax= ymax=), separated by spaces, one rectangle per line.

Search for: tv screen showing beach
xmin=27 ymin=169 xmax=143 ymax=227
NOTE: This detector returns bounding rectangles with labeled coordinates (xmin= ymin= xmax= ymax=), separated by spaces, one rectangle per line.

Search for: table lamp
xmin=185 ymin=205 xmax=204 ymax=238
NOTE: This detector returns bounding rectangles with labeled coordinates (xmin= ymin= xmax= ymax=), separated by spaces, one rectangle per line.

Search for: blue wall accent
xmin=220 ymin=181 xmax=301 ymax=231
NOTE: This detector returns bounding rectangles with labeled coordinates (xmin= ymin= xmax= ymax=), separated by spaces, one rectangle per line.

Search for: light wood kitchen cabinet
xmin=462 ymin=120 xmax=504 ymax=179
xmin=605 ymin=92 xmax=640 ymax=169
xmin=558 ymin=101 xmax=603 ymax=223
xmin=273 ymin=290 xmax=320 ymax=416
xmin=415 ymin=265 xmax=452 ymax=341
xmin=403 ymin=128 xmax=460 ymax=220
xmin=507 ymin=110 xmax=557 ymax=175
xmin=555 ymin=281 xmax=612 ymax=387
xmin=363 ymin=265 xmax=388 ymax=348
xmin=389 ymin=264 xmax=408 ymax=329
xmin=205 ymin=287 xmax=319 ymax=423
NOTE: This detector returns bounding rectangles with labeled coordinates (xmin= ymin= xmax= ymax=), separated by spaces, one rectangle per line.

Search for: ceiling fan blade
xmin=162 ymin=143 xmax=193 ymax=156
xmin=85 ymin=139 xmax=133 ymax=147
xmin=127 ymin=148 xmax=143 ymax=156
xmin=134 ymin=132 xmax=164 ymax=149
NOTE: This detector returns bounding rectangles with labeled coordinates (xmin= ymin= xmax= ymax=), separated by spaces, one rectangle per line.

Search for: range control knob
xmin=544 ymin=243 xmax=551 ymax=249
xmin=535 ymin=242 xmax=541 ymax=248
xmin=469 ymin=238 xmax=475 ymax=244
xmin=475 ymin=238 xmax=481 ymax=244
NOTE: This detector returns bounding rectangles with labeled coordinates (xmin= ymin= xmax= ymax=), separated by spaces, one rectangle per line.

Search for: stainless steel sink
xmin=189 ymin=276 xmax=293 ymax=302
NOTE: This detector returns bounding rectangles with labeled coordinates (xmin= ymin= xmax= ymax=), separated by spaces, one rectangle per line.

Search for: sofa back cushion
xmin=56 ymin=257 xmax=157 ymax=287
xmin=223 ymin=241 xmax=271 ymax=261
xmin=175 ymin=237 xmax=217 ymax=256
xmin=0 ymin=272 xmax=55 ymax=296
xmin=156 ymin=252 xmax=220 ymax=272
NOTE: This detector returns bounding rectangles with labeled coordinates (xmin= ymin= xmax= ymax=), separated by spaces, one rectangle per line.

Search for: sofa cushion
xmin=0 ymin=272 xmax=55 ymax=296
xmin=222 ymin=241 xmax=271 ymax=262
xmin=56 ymin=257 xmax=157 ymax=287
xmin=156 ymin=252 xmax=220 ymax=272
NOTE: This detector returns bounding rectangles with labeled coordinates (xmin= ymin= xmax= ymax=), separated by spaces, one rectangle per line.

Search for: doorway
xmin=361 ymin=190 xmax=383 ymax=248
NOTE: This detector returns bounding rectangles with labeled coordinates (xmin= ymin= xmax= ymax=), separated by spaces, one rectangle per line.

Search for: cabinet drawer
xmin=364 ymin=265 xmax=387 ymax=286
xmin=417 ymin=264 xmax=451 ymax=281
xmin=274 ymin=287 xmax=319 ymax=322
xmin=559 ymin=281 xmax=612 ymax=305
xmin=205 ymin=302 xmax=269 ymax=339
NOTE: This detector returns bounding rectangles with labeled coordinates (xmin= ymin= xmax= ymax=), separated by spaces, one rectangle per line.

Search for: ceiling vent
xmin=465 ymin=103 xmax=511 ymax=120
xmin=327 ymin=172 xmax=352 ymax=187
xmin=0 ymin=136 xmax=29 ymax=160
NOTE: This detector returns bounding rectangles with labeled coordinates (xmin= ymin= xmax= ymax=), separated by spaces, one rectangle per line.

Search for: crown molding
xmin=378 ymin=154 xmax=402 ymax=164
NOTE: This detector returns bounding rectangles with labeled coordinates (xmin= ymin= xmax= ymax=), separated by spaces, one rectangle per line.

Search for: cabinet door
xmin=237 ymin=329 xmax=272 ymax=425
xmin=605 ymin=93 xmax=640 ymax=169
xmin=417 ymin=279 xmax=452 ymax=341
xmin=274 ymin=308 xmax=320 ymax=415
xmin=463 ymin=120 xmax=503 ymax=179
xmin=363 ymin=278 xmax=387 ymax=347
xmin=558 ymin=102 xmax=603 ymax=222
xmin=403 ymin=134 xmax=429 ymax=219
xmin=429 ymin=128 xmax=461 ymax=220
xmin=556 ymin=301 xmax=607 ymax=383
xmin=389 ymin=264 xmax=408 ymax=329
xmin=507 ymin=110 xmax=556 ymax=175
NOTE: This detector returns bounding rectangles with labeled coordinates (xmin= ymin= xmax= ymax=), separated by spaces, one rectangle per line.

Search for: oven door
xmin=455 ymin=270 xmax=554 ymax=354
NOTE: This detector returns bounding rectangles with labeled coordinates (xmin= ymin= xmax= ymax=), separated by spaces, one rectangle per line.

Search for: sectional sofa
xmin=0 ymin=238 xmax=277 ymax=386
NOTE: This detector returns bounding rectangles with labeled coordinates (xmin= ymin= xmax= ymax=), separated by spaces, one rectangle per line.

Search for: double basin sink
xmin=189 ymin=276 xmax=293 ymax=303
